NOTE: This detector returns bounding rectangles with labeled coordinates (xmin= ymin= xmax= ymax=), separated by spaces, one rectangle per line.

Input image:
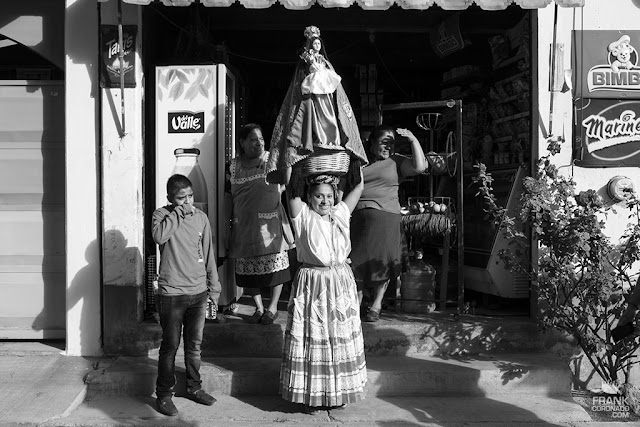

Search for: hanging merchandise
xmin=171 ymin=148 xmax=208 ymax=214
xmin=430 ymin=14 xmax=465 ymax=58
xmin=99 ymin=26 xmax=136 ymax=89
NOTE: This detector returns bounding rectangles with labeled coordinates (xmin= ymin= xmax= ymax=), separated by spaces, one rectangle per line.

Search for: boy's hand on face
xmin=182 ymin=203 xmax=194 ymax=216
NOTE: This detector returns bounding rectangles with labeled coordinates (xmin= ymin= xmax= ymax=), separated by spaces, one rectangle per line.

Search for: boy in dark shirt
xmin=152 ymin=174 xmax=221 ymax=416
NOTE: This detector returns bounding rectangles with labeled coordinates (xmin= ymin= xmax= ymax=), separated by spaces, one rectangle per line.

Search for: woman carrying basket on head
xmin=279 ymin=164 xmax=367 ymax=413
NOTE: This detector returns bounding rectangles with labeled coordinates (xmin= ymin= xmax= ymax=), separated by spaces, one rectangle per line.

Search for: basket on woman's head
xmin=299 ymin=148 xmax=350 ymax=177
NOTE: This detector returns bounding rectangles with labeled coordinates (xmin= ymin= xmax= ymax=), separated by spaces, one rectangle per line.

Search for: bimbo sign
xmin=574 ymin=31 xmax=640 ymax=98
xmin=574 ymin=99 xmax=640 ymax=166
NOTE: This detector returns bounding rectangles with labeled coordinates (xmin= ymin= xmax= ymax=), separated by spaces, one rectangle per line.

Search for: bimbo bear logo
xmin=588 ymin=34 xmax=640 ymax=93
xmin=168 ymin=111 xmax=205 ymax=134
xmin=608 ymin=35 xmax=637 ymax=73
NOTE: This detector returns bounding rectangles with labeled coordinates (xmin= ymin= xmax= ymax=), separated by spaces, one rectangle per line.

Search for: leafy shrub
xmin=473 ymin=136 xmax=640 ymax=387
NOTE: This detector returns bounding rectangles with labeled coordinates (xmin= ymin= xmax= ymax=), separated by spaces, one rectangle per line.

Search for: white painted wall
xmin=537 ymin=1 xmax=640 ymax=246
xmin=65 ymin=0 xmax=102 ymax=356
xmin=99 ymin=1 xmax=144 ymax=292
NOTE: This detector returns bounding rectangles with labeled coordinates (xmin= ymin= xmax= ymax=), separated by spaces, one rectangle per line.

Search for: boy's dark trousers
xmin=156 ymin=291 xmax=208 ymax=398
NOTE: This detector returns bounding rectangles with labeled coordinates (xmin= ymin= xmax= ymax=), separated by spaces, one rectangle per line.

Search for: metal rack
xmin=378 ymin=100 xmax=464 ymax=312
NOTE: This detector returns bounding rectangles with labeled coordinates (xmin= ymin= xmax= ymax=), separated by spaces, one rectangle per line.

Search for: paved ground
xmin=0 ymin=341 xmax=636 ymax=427
xmin=40 ymin=394 xmax=597 ymax=427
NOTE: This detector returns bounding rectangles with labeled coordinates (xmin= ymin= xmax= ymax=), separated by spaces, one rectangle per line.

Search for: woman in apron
xmin=225 ymin=123 xmax=295 ymax=324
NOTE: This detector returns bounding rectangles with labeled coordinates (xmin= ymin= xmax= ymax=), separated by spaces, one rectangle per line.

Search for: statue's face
xmin=312 ymin=39 xmax=322 ymax=53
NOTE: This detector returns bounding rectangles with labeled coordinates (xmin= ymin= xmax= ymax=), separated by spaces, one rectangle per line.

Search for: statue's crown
xmin=304 ymin=26 xmax=321 ymax=40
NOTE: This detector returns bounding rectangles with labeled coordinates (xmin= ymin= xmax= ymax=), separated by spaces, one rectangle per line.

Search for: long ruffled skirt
xmin=279 ymin=264 xmax=367 ymax=407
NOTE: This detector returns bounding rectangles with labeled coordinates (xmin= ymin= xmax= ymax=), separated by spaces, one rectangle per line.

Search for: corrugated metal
xmin=0 ymin=81 xmax=65 ymax=339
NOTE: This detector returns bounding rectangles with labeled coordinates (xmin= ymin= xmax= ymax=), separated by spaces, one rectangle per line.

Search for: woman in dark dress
xmin=350 ymin=125 xmax=427 ymax=322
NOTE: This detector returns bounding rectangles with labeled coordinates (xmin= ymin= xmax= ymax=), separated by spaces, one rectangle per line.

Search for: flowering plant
xmin=474 ymin=136 xmax=640 ymax=389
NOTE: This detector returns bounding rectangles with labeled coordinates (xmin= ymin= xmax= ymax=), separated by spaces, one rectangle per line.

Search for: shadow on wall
xmin=41 ymin=239 xmax=102 ymax=355
xmin=104 ymin=229 xmax=142 ymax=286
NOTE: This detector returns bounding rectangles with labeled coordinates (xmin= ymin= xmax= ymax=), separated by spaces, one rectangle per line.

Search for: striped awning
xmin=98 ymin=0 xmax=584 ymax=11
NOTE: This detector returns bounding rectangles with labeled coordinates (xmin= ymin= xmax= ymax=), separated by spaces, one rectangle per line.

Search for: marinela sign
xmin=575 ymin=99 xmax=640 ymax=166
xmin=573 ymin=31 xmax=640 ymax=98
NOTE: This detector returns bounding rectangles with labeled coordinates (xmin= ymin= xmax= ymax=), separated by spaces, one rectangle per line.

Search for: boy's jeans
xmin=156 ymin=291 xmax=208 ymax=399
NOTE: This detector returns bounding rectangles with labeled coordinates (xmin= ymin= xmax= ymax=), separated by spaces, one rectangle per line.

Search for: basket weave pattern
xmin=300 ymin=150 xmax=350 ymax=177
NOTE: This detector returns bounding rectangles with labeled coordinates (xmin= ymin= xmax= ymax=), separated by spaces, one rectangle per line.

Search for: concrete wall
xmin=65 ymin=0 xmax=102 ymax=356
xmin=537 ymin=0 xmax=640 ymax=388
xmin=99 ymin=1 xmax=146 ymax=355
xmin=537 ymin=1 xmax=640 ymax=238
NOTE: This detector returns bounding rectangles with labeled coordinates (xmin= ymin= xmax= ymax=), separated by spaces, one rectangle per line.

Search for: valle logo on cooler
xmin=168 ymin=111 xmax=205 ymax=134
xmin=587 ymin=35 xmax=640 ymax=93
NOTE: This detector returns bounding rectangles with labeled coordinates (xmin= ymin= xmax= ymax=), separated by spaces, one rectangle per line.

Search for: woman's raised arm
xmin=342 ymin=167 xmax=364 ymax=213
xmin=397 ymin=128 xmax=427 ymax=177
xmin=284 ymin=166 xmax=305 ymax=218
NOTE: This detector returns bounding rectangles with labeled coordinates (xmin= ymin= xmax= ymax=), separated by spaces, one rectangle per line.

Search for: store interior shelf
xmin=495 ymin=93 xmax=529 ymax=105
xmin=493 ymin=111 xmax=529 ymax=124
xmin=441 ymin=71 xmax=486 ymax=88
xmin=495 ymin=70 xmax=529 ymax=86
xmin=493 ymin=53 xmax=527 ymax=71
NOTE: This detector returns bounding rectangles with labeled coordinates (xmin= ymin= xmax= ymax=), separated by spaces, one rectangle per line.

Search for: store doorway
xmin=142 ymin=4 xmax=534 ymax=317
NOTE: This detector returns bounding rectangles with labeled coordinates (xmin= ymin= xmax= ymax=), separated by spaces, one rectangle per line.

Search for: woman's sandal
xmin=246 ymin=309 xmax=263 ymax=324
xmin=365 ymin=307 xmax=381 ymax=322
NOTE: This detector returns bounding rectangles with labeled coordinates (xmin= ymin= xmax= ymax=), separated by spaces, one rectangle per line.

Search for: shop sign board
xmin=430 ymin=14 xmax=465 ymax=58
xmin=573 ymin=30 xmax=640 ymax=99
xmin=100 ymin=25 xmax=136 ymax=88
xmin=574 ymin=99 xmax=640 ymax=167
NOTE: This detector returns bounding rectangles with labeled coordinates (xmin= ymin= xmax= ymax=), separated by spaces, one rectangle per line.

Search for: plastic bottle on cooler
xmin=172 ymin=148 xmax=208 ymax=215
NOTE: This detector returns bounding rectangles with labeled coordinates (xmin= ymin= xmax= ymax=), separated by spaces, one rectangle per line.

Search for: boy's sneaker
xmin=186 ymin=389 xmax=217 ymax=406
xmin=156 ymin=396 xmax=178 ymax=416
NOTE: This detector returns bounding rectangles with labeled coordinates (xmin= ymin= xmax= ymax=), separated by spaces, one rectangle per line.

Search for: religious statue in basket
xmin=266 ymin=25 xmax=368 ymax=193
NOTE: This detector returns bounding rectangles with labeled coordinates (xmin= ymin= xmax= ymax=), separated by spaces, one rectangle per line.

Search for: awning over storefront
xmin=98 ymin=0 xmax=584 ymax=11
